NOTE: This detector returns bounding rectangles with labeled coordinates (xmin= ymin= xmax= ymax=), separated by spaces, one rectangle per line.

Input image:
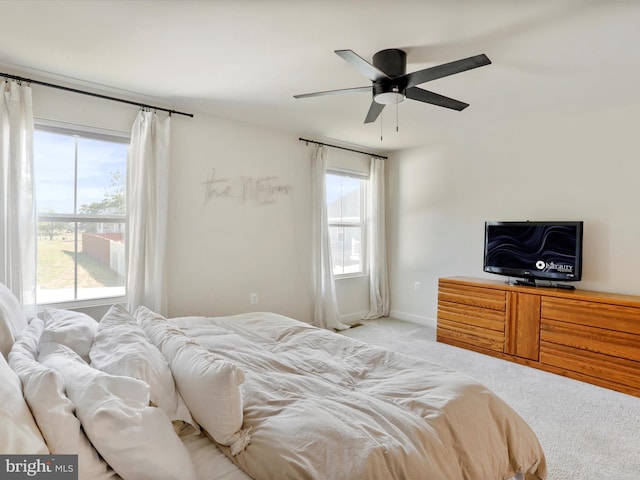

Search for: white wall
xmin=387 ymin=102 xmax=640 ymax=325
xmin=166 ymin=126 xmax=372 ymax=322
xmin=167 ymin=115 xmax=314 ymax=320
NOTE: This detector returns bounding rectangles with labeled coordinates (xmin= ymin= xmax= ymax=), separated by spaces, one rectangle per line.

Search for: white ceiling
xmin=2 ymin=0 xmax=640 ymax=153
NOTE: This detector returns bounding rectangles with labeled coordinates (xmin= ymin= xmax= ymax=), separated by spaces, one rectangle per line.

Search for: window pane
xmin=34 ymin=126 xmax=128 ymax=304
xmin=77 ymin=138 xmax=127 ymax=214
xmin=37 ymin=222 xmax=75 ymax=302
xmin=78 ymin=224 xmax=126 ymax=300
xmin=33 ymin=131 xmax=76 ymax=214
xmin=326 ymin=174 xmax=361 ymax=223
xmin=36 ymin=222 xmax=126 ymax=303
xmin=329 ymin=226 xmax=362 ymax=275
xmin=341 ymin=178 xmax=361 ymax=222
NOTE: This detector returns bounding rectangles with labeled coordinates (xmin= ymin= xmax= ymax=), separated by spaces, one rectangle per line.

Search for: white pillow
xmin=0 ymin=351 xmax=49 ymax=454
xmin=135 ymin=306 xmax=187 ymax=350
xmin=8 ymin=348 xmax=120 ymax=480
xmin=90 ymin=304 xmax=197 ymax=434
xmin=40 ymin=343 xmax=197 ymax=480
xmin=136 ymin=306 xmax=249 ymax=454
xmin=14 ymin=316 xmax=45 ymax=359
xmin=0 ymin=282 xmax=28 ymax=359
xmin=40 ymin=308 xmax=98 ymax=362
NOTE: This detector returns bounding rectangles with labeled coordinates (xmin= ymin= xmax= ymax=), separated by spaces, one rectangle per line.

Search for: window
xmin=326 ymin=171 xmax=367 ymax=276
xmin=34 ymin=123 xmax=129 ymax=305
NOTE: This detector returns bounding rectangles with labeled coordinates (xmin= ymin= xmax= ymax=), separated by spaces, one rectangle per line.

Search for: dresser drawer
xmin=541 ymin=318 xmax=640 ymax=362
xmin=438 ymin=300 xmax=505 ymax=332
xmin=437 ymin=316 xmax=505 ymax=353
xmin=541 ymin=297 xmax=640 ymax=335
xmin=540 ymin=341 xmax=640 ymax=391
xmin=438 ymin=282 xmax=506 ymax=311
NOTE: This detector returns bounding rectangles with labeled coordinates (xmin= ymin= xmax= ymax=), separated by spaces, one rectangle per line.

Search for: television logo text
xmin=536 ymin=260 xmax=573 ymax=273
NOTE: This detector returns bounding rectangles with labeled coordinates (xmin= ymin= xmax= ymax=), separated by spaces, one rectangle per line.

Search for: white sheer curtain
xmin=126 ymin=110 xmax=170 ymax=315
xmin=311 ymin=145 xmax=349 ymax=330
xmin=0 ymin=79 xmax=37 ymax=312
xmin=364 ymin=156 xmax=389 ymax=319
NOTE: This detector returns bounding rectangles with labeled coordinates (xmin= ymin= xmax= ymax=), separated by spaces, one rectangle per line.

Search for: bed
xmin=0 ymin=282 xmax=547 ymax=480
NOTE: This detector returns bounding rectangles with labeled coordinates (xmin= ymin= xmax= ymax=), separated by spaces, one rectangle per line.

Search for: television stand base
xmin=549 ymin=283 xmax=576 ymax=290
xmin=510 ymin=279 xmax=575 ymax=290
xmin=511 ymin=278 xmax=536 ymax=287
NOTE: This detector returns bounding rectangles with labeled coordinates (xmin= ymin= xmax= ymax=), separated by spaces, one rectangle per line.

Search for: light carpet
xmin=342 ymin=318 xmax=640 ymax=480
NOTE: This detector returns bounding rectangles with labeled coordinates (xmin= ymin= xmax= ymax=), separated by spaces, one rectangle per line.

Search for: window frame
xmin=34 ymin=119 xmax=130 ymax=309
xmin=326 ymin=168 xmax=369 ymax=279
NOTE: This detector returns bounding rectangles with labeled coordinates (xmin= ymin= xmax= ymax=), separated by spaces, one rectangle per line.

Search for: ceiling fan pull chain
xmin=396 ymin=101 xmax=399 ymax=132
xmin=380 ymin=110 xmax=383 ymax=142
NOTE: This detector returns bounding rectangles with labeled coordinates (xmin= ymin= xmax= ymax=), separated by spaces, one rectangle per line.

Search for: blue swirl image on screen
xmin=486 ymin=225 xmax=577 ymax=274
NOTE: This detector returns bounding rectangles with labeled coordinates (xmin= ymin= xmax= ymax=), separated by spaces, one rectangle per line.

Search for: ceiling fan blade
xmin=293 ymin=86 xmax=371 ymax=99
xmin=364 ymin=101 xmax=385 ymax=123
xmin=405 ymin=54 xmax=491 ymax=88
xmin=335 ymin=49 xmax=390 ymax=82
xmin=405 ymin=87 xmax=469 ymax=111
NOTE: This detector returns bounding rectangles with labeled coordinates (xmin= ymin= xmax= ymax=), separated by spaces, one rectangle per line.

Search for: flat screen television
xmin=483 ymin=221 xmax=583 ymax=288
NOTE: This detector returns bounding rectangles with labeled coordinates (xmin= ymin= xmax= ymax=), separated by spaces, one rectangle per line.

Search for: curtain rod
xmin=299 ymin=137 xmax=387 ymax=159
xmin=1 ymin=71 xmax=194 ymax=118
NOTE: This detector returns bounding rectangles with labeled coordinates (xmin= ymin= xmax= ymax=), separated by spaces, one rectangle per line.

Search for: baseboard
xmin=388 ymin=310 xmax=437 ymax=329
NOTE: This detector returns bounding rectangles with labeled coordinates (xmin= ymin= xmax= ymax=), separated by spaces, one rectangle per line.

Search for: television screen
xmin=483 ymin=221 xmax=583 ymax=285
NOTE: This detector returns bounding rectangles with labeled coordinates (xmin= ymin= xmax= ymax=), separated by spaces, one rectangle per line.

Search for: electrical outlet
xmin=414 ymin=281 xmax=421 ymax=291
xmin=250 ymin=292 xmax=258 ymax=305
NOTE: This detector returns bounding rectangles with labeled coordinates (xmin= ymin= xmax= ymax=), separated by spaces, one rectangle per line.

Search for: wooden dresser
xmin=437 ymin=276 xmax=640 ymax=397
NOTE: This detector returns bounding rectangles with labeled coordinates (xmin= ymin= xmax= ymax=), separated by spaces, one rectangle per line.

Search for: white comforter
xmin=170 ymin=313 xmax=547 ymax=480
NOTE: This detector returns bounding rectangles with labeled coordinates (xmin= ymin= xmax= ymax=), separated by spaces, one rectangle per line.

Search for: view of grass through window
xmin=37 ymin=237 xmax=123 ymax=288
xmin=34 ymin=127 xmax=128 ymax=303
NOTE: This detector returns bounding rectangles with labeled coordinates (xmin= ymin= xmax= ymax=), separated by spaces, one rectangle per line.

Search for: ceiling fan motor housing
xmin=372 ymin=49 xmax=407 ymax=76
xmin=372 ymin=49 xmax=407 ymax=104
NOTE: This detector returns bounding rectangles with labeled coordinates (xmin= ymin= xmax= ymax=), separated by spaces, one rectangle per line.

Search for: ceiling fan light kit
xmin=294 ymin=48 xmax=491 ymax=124
xmin=373 ymin=90 xmax=404 ymax=105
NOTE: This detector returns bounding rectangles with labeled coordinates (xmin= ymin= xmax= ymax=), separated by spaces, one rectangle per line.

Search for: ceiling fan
xmin=294 ymin=49 xmax=491 ymax=123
